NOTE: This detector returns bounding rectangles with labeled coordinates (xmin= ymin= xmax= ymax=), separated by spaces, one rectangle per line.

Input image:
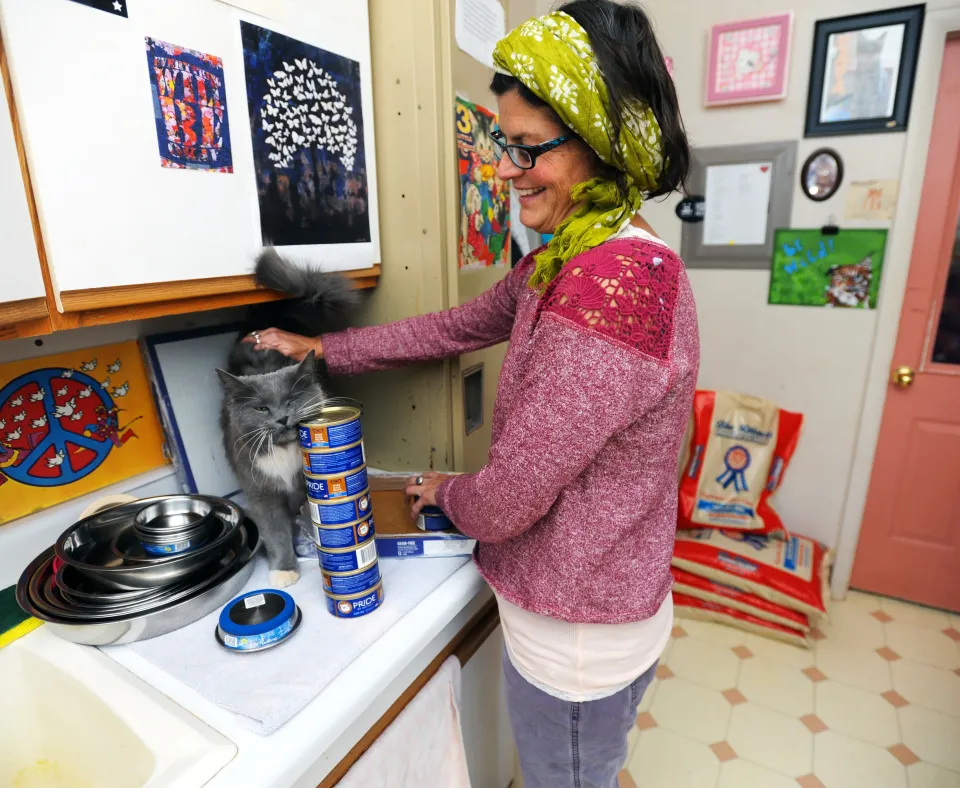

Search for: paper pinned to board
xmin=213 ymin=0 xmax=287 ymax=22
xmin=455 ymin=0 xmax=506 ymax=69
xmin=844 ymin=179 xmax=900 ymax=221
xmin=702 ymin=162 xmax=773 ymax=246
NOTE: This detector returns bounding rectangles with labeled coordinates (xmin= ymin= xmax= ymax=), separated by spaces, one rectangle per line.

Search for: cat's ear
xmin=293 ymin=351 xmax=319 ymax=390
xmin=216 ymin=368 xmax=252 ymax=396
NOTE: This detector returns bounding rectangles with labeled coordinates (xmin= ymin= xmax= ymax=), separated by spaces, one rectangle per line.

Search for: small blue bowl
xmin=216 ymin=589 xmax=301 ymax=652
xmin=417 ymin=506 xmax=453 ymax=532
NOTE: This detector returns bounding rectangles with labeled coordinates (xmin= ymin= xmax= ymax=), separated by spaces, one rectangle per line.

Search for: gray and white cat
xmin=217 ymin=250 xmax=358 ymax=587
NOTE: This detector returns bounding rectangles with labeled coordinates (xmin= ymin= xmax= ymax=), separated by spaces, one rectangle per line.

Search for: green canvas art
xmin=769 ymin=228 xmax=889 ymax=308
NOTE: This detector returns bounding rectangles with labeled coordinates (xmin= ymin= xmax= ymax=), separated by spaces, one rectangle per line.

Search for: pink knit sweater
xmin=322 ymin=237 xmax=699 ymax=624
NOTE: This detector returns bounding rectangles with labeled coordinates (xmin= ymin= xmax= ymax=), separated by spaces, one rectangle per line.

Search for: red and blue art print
xmin=240 ymin=22 xmax=370 ymax=246
xmin=145 ymin=37 xmax=233 ymax=173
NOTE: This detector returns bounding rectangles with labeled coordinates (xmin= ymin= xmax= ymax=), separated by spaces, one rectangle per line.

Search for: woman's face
xmin=496 ymin=89 xmax=599 ymax=235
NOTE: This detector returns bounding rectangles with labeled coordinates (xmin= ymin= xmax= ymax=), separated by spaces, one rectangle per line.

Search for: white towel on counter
xmin=123 ymin=555 xmax=469 ymax=735
xmin=339 ymin=656 xmax=471 ymax=788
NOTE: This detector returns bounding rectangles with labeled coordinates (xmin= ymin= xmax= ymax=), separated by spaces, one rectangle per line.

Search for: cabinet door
xmin=0 ymin=0 xmax=380 ymax=305
xmin=0 ymin=48 xmax=45 ymax=322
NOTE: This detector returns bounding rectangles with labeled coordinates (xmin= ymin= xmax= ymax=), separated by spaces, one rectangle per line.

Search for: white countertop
xmin=105 ymin=561 xmax=491 ymax=788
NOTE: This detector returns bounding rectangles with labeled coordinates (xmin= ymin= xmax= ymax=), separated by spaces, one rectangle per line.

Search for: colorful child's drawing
xmin=769 ymin=229 xmax=889 ymax=308
xmin=456 ymin=98 xmax=510 ymax=269
xmin=145 ymin=38 xmax=233 ymax=172
xmin=0 ymin=341 xmax=168 ymax=525
xmin=241 ymin=22 xmax=370 ymax=246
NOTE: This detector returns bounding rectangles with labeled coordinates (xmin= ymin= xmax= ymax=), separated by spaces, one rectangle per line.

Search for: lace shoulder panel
xmin=538 ymin=241 xmax=682 ymax=362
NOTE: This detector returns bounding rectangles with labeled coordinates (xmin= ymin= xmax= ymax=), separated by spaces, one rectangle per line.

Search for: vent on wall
xmin=463 ymin=364 xmax=484 ymax=436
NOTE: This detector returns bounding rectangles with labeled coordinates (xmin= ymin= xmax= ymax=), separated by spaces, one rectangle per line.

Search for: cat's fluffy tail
xmin=254 ymin=249 xmax=360 ymax=336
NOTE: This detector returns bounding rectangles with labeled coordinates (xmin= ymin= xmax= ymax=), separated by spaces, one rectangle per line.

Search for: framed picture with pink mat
xmin=705 ymin=12 xmax=793 ymax=107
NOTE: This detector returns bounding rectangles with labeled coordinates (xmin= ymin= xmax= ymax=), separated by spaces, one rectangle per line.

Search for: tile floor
xmin=618 ymin=592 xmax=960 ymax=788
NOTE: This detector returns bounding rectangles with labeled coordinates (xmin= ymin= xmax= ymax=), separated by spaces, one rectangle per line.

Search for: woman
xmin=250 ymin=1 xmax=698 ymax=784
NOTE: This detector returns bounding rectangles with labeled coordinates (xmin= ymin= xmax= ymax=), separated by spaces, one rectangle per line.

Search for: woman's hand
xmin=243 ymin=328 xmax=322 ymax=362
xmin=405 ymin=471 xmax=455 ymax=521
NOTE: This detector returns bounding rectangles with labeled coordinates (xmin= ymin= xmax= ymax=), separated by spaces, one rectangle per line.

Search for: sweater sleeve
xmin=321 ymin=261 xmax=531 ymax=377
xmin=436 ymin=315 xmax=672 ymax=543
xmin=435 ymin=241 xmax=683 ymax=544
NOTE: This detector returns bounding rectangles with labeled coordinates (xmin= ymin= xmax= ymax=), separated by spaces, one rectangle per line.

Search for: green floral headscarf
xmin=493 ymin=11 xmax=664 ymax=289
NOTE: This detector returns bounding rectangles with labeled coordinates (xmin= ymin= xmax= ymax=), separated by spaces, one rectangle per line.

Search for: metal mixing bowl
xmin=134 ymin=496 xmax=214 ymax=535
xmin=38 ymin=525 xmax=249 ymax=620
xmin=18 ymin=519 xmax=260 ymax=645
xmin=56 ymin=496 xmax=242 ymax=590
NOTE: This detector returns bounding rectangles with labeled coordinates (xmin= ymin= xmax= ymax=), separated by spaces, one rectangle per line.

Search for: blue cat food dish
xmin=308 ymin=489 xmax=372 ymax=526
xmin=301 ymin=440 xmax=366 ymax=475
xmin=317 ymin=539 xmax=379 ymax=574
xmin=324 ymin=582 xmax=384 ymax=619
xmin=215 ymin=589 xmax=302 ymax=653
xmin=311 ymin=513 xmax=375 ymax=549
xmin=298 ymin=406 xmax=363 ymax=450
xmin=417 ymin=505 xmax=454 ymax=532
xmin=141 ymin=534 xmax=207 ymax=556
xmin=321 ymin=561 xmax=382 ymax=596
xmin=303 ymin=465 xmax=369 ymax=500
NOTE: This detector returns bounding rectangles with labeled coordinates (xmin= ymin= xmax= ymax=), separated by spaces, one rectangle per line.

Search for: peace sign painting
xmin=0 ymin=341 xmax=168 ymax=525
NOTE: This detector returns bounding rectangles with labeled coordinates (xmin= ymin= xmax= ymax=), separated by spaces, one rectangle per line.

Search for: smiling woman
xmin=250 ymin=4 xmax=698 ymax=784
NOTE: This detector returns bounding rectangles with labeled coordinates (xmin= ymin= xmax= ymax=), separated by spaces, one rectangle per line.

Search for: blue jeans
xmin=503 ymin=647 xmax=657 ymax=788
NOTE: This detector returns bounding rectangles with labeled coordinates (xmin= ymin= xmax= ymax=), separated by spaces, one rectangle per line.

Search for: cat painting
xmin=825 ymin=254 xmax=873 ymax=308
xmin=217 ymin=250 xmax=358 ymax=587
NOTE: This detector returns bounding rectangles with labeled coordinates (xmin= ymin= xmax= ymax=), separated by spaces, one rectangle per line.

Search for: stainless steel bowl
xmin=112 ymin=518 xmax=227 ymax=564
xmin=56 ymin=496 xmax=242 ymax=589
xmin=17 ymin=520 xmax=261 ymax=645
xmin=37 ymin=525 xmax=249 ymax=620
xmin=55 ymin=564 xmax=161 ymax=606
xmin=134 ymin=496 xmax=214 ymax=535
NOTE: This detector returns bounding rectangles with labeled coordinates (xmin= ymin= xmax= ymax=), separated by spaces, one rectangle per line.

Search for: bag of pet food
xmin=671 ymin=567 xmax=810 ymax=632
xmin=678 ymin=391 xmax=803 ymax=536
xmin=672 ymin=528 xmax=831 ymax=620
xmin=673 ymin=592 xmax=810 ymax=648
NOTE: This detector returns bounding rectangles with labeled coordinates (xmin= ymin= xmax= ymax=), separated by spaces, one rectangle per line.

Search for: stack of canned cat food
xmin=299 ymin=406 xmax=384 ymax=619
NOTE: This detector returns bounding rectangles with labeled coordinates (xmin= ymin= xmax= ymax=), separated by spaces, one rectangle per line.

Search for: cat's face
xmin=218 ymin=353 xmax=325 ymax=449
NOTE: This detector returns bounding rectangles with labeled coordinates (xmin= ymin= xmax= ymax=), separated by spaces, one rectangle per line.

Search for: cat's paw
xmin=269 ymin=569 xmax=300 ymax=588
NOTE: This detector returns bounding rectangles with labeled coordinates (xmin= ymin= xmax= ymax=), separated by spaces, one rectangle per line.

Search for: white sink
xmin=0 ymin=627 xmax=236 ymax=787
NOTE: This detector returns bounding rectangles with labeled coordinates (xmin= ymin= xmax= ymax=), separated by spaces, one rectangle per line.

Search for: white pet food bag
xmin=678 ymin=390 xmax=803 ymax=536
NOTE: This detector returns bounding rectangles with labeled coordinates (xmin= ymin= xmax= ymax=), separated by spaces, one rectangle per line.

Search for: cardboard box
xmin=369 ymin=472 xmax=476 ymax=559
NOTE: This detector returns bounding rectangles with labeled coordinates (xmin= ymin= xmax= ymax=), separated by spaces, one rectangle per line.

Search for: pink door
xmin=851 ymin=38 xmax=960 ymax=612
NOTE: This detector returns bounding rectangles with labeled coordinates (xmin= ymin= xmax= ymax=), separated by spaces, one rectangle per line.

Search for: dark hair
xmin=490 ymin=0 xmax=689 ymax=199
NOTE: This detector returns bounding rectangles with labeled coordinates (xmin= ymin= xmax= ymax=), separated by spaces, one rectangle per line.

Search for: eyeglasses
xmin=491 ymin=129 xmax=572 ymax=170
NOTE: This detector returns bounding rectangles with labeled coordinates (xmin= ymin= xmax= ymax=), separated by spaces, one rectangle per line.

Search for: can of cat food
xmin=303 ymin=465 xmax=369 ymax=500
xmin=322 ymin=561 xmax=382 ymax=596
xmin=310 ymin=513 xmax=375 ymax=549
xmin=308 ymin=489 xmax=372 ymax=526
xmin=302 ymin=439 xmax=366 ymax=475
xmin=417 ymin=505 xmax=454 ymax=532
xmin=317 ymin=538 xmax=379 ymax=574
xmin=324 ymin=582 xmax=384 ymax=619
xmin=299 ymin=407 xmax=363 ymax=450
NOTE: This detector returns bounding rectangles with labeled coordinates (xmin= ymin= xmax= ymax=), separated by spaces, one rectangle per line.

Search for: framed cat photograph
xmin=768 ymin=228 xmax=889 ymax=308
xmin=705 ymin=13 xmax=793 ymax=107
xmin=804 ymin=5 xmax=925 ymax=137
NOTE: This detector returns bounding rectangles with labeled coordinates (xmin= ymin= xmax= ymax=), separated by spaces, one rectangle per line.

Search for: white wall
xmin=635 ymin=0 xmax=955 ymax=550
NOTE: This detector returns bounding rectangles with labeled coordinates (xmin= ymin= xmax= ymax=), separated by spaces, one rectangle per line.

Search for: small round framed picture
xmin=801 ymin=148 xmax=843 ymax=201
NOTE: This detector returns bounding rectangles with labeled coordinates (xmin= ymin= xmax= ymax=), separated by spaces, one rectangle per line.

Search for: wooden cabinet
xmin=0 ymin=0 xmax=380 ymax=338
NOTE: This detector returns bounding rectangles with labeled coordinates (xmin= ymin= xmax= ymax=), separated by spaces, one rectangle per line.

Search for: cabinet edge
xmin=58 ymin=266 xmax=381 ymax=313
xmin=0 ymin=296 xmax=47 ymax=327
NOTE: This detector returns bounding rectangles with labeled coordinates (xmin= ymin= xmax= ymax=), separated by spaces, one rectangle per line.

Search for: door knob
xmin=891 ymin=366 xmax=915 ymax=388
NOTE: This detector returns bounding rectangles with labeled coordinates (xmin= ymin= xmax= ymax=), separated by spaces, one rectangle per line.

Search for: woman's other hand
xmin=405 ymin=471 xmax=455 ymax=520
xmin=243 ymin=328 xmax=322 ymax=362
